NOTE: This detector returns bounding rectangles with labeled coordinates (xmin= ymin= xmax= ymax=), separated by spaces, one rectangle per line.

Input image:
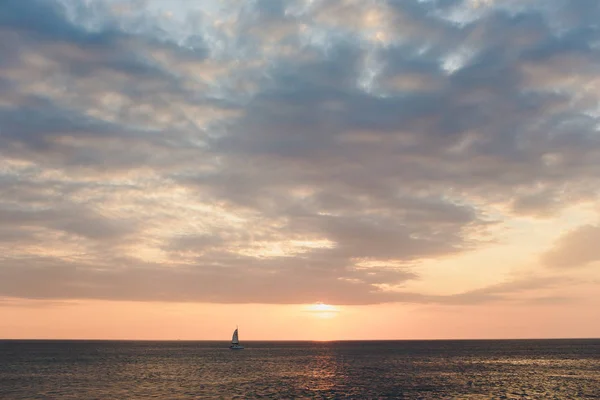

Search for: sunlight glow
xmin=305 ymin=302 xmax=341 ymax=319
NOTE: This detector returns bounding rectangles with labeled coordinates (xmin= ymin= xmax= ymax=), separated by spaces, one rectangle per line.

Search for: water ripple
xmin=1 ymin=339 xmax=599 ymax=399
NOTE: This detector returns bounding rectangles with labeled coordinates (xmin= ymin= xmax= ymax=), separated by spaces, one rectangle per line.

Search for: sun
xmin=309 ymin=303 xmax=337 ymax=312
xmin=305 ymin=302 xmax=340 ymax=319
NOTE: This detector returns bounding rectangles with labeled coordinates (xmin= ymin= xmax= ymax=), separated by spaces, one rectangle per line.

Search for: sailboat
xmin=229 ymin=326 xmax=244 ymax=350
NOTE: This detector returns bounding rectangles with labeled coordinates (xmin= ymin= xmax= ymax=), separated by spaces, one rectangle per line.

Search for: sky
xmin=1 ymin=0 xmax=600 ymax=340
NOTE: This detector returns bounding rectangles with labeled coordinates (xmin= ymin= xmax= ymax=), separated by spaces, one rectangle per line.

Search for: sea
xmin=0 ymin=339 xmax=599 ymax=399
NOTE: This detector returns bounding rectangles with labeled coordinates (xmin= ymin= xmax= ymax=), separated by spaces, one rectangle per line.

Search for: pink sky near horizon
xmin=2 ymin=292 xmax=600 ymax=341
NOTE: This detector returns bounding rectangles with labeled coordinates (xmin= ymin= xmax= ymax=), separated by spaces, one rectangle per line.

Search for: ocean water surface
xmin=1 ymin=339 xmax=599 ymax=399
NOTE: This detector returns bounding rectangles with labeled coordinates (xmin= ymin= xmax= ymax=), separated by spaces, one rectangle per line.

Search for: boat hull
xmin=229 ymin=345 xmax=244 ymax=350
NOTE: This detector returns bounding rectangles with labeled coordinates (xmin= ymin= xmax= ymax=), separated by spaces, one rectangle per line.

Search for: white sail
xmin=229 ymin=326 xmax=244 ymax=349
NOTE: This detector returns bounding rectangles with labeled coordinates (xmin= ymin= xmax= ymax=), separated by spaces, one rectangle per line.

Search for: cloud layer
xmin=1 ymin=0 xmax=600 ymax=304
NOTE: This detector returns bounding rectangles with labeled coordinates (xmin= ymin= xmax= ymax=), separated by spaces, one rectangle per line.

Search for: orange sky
xmin=2 ymin=298 xmax=600 ymax=340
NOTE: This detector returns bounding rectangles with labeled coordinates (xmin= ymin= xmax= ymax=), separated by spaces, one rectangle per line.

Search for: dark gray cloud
xmin=0 ymin=207 xmax=137 ymax=241
xmin=0 ymin=0 xmax=599 ymax=304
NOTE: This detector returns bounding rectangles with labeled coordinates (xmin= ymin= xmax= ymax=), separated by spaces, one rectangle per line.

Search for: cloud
xmin=0 ymin=256 xmax=571 ymax=306
xmin=541 ymin=225 xmax=600 ymax=269
xmin=0 ymin=297 xmax=76 ymax=308
xmin=444 ymin=276 xmax=574 ymax=305
xmin=0 ymin=0 xmax=599 ymax=304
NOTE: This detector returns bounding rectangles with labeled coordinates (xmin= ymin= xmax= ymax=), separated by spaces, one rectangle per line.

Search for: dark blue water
xmin=1 ymin=339 xmax=599 ymax=399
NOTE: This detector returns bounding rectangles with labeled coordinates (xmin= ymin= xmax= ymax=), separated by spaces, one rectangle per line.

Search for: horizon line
xmin=1 ymin=337 xmax=599 ymax=342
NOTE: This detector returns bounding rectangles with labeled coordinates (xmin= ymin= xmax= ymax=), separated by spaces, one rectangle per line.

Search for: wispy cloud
xmin=541 ymin=225 xmax=600 ymax=269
